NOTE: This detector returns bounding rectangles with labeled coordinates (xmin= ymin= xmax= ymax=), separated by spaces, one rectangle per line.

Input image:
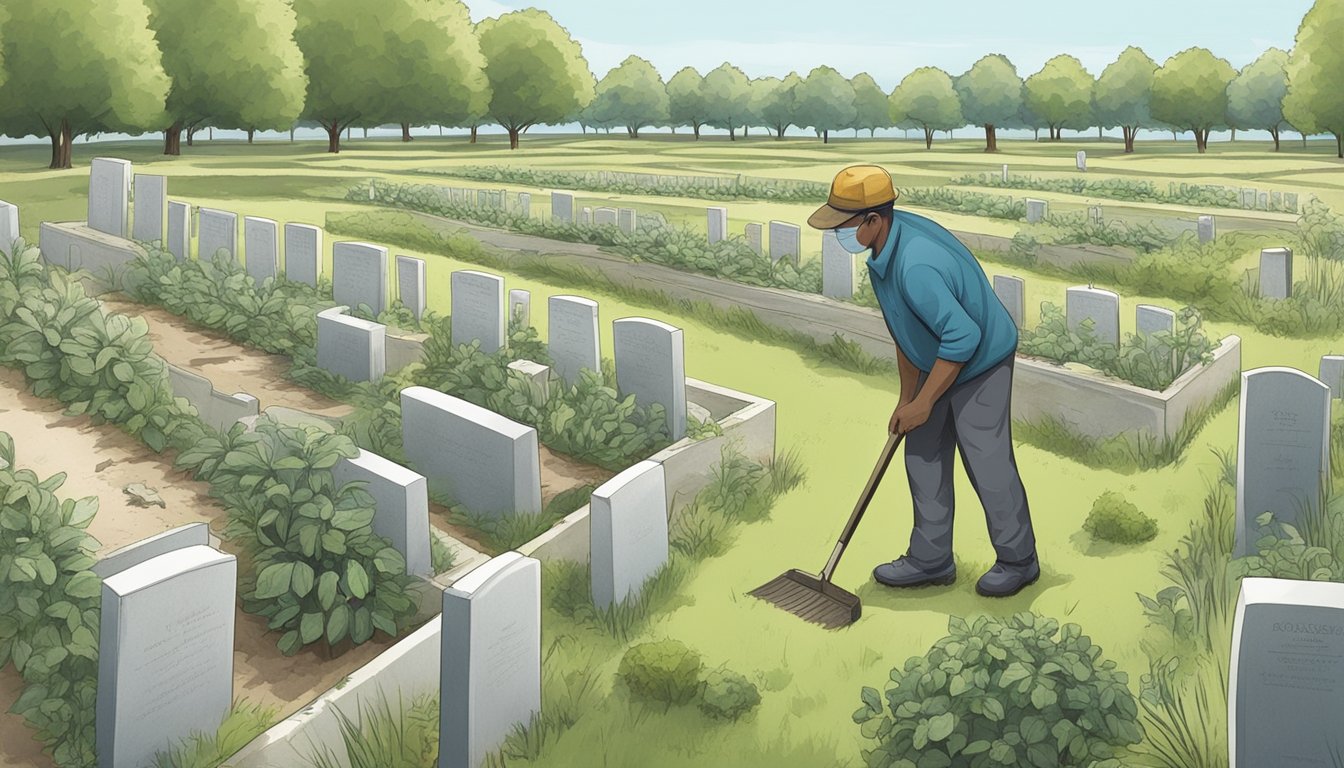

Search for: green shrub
xmin=421 ymin=165 xmax=830 ymax=202
xmin=952 ymin=173 xmax=1297 ymax=213
xmin=698 ymin=668 xmax=761 ymax=721
xmin=853 ymin=613 xmax=1142 ymax=768
xmin=618 ymin=639 xmax=703 ymax=705
xmin=900 ymin=187 xmax=1026 ymax=220
xmin=1084 ymin=491 xmax=1158 ymax=544
xmin=153 ymin=699 xmax=279 ymax=768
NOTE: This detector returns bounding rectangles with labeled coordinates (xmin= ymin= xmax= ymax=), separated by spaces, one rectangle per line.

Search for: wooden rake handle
xmin=819 ymin=432 xmax=904 ymax=583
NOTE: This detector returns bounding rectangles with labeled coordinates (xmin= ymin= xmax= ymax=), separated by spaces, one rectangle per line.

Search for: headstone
xmin=618 ymin=208 xmax=637 ymax=234
xmin=581 ymin=207 xmax=592 ymax=226
xmin=707 ymin=207 xmax=728 ymax=244
xmin=1076 ymin=151 xmax=1087 ymax=171
xmin=97 ymin=546 xmax=236 ymax=768
xmin=517 ymin=192 xmax=531 ymax=218
xmin=1322 ymin=356 xmax=1344 ymax=400
xmin=1198 ymin=215 xmax=1216 ymax=244
xmin=284 ymin=223 xmax=322 ymax=286
xmin=1259 ymin=192 xmax=1269 ymax=210
xmin=91 ymin=523 xmax=210 ymax=580
xmin=450 ymin=270 xmax=506 ymax=353
xmin=1026 ymin=199 xmax=1049 ymax=223
xmin=166 ymin=201 xmax=190 ymax=261
xmin=88 ymin=157 xmax=132 ymax=238
xmin=401 ymin=387 xmax=541 ymax=517
xmin=507 ymin=360 xmax=550 ymax=404
xmin=508 ymin=289 xmax=530 ymax=329
xmin=1259 ymin=247 xmax=1293 ymax=300
xmin=548 ymin=295 xmax=601 ymax=384
xmin=1271 ymin=191 xmax=1282 ymax=210
xmin=613 ymin=317 xmax=687 ymax=441
xmin=1001 ymin=164 xmax=1009 ymax=183
xmin=594 ymin=207 xmax=618 ymax=227
xmin=439 ymin=553 xmax=541 ymax=768
xmin=1229 ymin=577 xmax=1344 ymax=768
xmin=768 ymin=221 xmax=801 ymax=265
xmin=551 ymin=192 xmax=574 ymax=223
xmin=745 ymin=223 xmax=762 ymax=256
xmin=1136 ymin=304 xmax=1176 ymax=337
xmin=821 ymin=229 xmax=854 ymax=299
xmin=1240 ymin=189 xmax=1254 ymax=209
xmin=992 ymin=275 xmax=1025 ymax=329
xmin=396 ymin=255 xmax=427 ymax=321
xmin=590 ymin=461 xmax=669 ymax=608
xmin=333 ymin=449 xmax=431 ymax=576
xmin=1235 ymin=368 xmax=1332 ymax=556
xmin=477 ymin=189 xmax=488 ymax=208
xmin=243 ymin=216 xmax=279 ymax=285
xmin=1087 ymin=206 xmax=1102 ymax=223
xmin=0 ymin=200 xmax=20 ymax=256
xmin=196 ymin=208 xmax=237 ymax=262
xmin=332 ymin=242 xmax=389 ymax=315
xmin=1285 ymin=192 xmax=1299 ymax=212
xmin=1065 ymin=286 xmax=1121 ymax=347
xmin=316 ymin=307 xmax=387 ymax=383
xmin=131 ymin=174 xmax=167 ymax=244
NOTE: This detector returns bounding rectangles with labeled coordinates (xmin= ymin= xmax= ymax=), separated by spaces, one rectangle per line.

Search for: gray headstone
xmin=768 ymin=221 xmax=801 ymax=265
xmin=1230 ymin=577 xmax=1344 ymax=768
xmin=1235 ymin=367 xmax=1332 ymax=557
xmin=821 ymin=229 xmax=854 ymax=299
xmin=1087 ymin=206 xmax=1102 ymax=223
xmin=97 ymin=546 xmax=236 ymax=768
xmin=1242 ymin=188 xmax=1256 ymax=209
xmin=243 ymin=216 xmax=279 ymax=285
xmin=1285 ymin=192 xmax=1299 ymax=212
xmin=316 ymin=307 xmax=387 ymax=383
xmin=992 ymin=275 xmax=1025 ymax=329
xmin=1198 ymin=215 xmax=1216 ymax=244
xmin=508 ymin=289 xmax=530 ymax=329
xmin=166 ymin=201 xmax=190 ymax=261
xmin=581 ymin=207 xmax=592 ymax=226
xmin=131 ymin=174 xmax=166 ymax=244
xmin=92 ymin=523 xmax=210 ymax=580
xmin=551 ymin=192 xmax=574 ymax=223
xmin=333 ymin=449 xmax=431 ymax=576
xmin=401 ymin=387 xmax=541 ymax=517
xmin=517 ymin=192 xmax=531 ymax=218
xmin=396 ymin=255 xmax=427 ymax=321
xmin=613 ymin=317 xmax=687 ymax=441
xmin=439 ymin=553 xmax=541 ymax=768
xmin=548 ymin=295 xmax=600 ymax=384
xmin=0 ymin=200 xmax=19 ymax=256
xmin=332 ymin=242 xmax=389 ymax=315
xmin=707 ymin=207 xmax=728 ymax=244
xmin=450 ymin=270 xmax=506 ymax=353
xmin=595 ymin=207 xmax=618 ymax=227
xmin=1259 ymin=248 xmax=1293 ymax=299
xmin=1025 ymin=199 xmax=1049 ymax=223
xmin=197 ymin=208 xmax=237 ymax=262
xmin=284 ymin=223 xmax=322 ymax=286
xmin=88 ymin=157 xmax=132 ymax=238
xmin=1001 ymin=164 xmax=1009 ymax=183
xmin=590 ymin=461 xmax=669 ymax=608
xmin=745 ymin=223 xmax=762 ymax=256
xmin=1136 ymin=304 xmax=1176 ymax=337
xmin=477 ymin=190 xmax=488 ymax=208
xmin=1065 ymin=286 xmax=1120 ymax=347
xmin=507 ymin=359 xmax=550 ymax=404
xmin=1271 ymin=190 xmax=1282 ymax=210
xmin=1076 ymin=151 xmax=1086 ymax=171
xmin=618 ymin=208 xmax=637 ymax=234
xmin=1259 ymin=192 xmax=1269 ymax=209
xmin=1322 ymin=356 xmax=1344 ymax=400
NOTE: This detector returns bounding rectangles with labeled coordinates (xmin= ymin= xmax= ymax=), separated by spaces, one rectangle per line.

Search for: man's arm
xmin=892 ymin=358 xmax=965 ymax=434
xmin=888 ymin=344 xmax=923 ymax=435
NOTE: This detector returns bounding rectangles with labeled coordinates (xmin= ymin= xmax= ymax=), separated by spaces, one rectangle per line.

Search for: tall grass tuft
xmin=152 ymin=700 xmax=278 ymax=768
xmin=305 ymin=691 xmax=438 ymax=768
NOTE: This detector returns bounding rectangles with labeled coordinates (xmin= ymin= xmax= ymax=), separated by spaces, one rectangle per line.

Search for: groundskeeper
xmin=807 ymin=165 xmax=1040 ymax=598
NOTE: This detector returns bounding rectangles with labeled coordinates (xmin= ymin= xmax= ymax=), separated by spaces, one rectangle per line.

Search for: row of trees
xmin=0 ymin=0 xmax=1342 ymax=166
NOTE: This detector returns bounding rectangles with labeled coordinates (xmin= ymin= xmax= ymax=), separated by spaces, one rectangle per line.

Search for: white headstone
xmin=1076 ymin=151 xmax=1087 ymax=171
xmin=1198 ymin=215 xmax=1216 ymax=244
xmin=1259 ymin=247 xmax=1293 ymax=300
xmin=284 ymin=223 xmax=322 ymax=286
xmin=509 ymin=289 xmax=530 ymax=329
xmin=992 ymin=275 xmax=1025 ymax=329
xmin=439 ymin=553 xmax=541 ymax=768
xmin=768 ymin=221 xmax=801 ymax=265
xmin=243 ymin=216 xmax=279 ymax=286
xmin=92 ymin=523 xmax=210 ymax=580
xmin=131 ymin=174 xmax=166 ymax=244
xmin=707 ymin=207 xmax=728 ymax=244
xmin=96 ymin=546 xmax=236 ymax=768
xmin=516 ymin=192 xmax=531 ymax=218
xmin=548 ymin=295 xmax=600 ymax=384
xmin=1001 ymin=164 xmax=1009 ymax=183
xmin=1241 ymin=188 xmax=1256 ymax=209
xmin=618 ymin=208 xmax=637 ymax=234
xmin=581 ymin=207 xmax=592 ymax=226
xmin=316 ymin=307 xmax=387 ymax=382
xmin=1026 ymin=199 xmax=1049 ymax=223
xmin=166 ymin=201 xmax=190 ymax=261
xmin=196 ymin=208 xmax=237 ymax=262
xmin=396 ymin=255 xmax=427 ymax=321
xmin=1087 ymin=206 xmax=1103 ymax=223
xmin=477 ymin=189 xmax=488 ymax=208
xmin=333 ymin=449 xmax=431 ymax=576
xmin=1322 ymin=356 xmax=1344 ymax=400
xmin=88 ymin=157 xmax=132 ymax=238
xmin=613 ymin=317 xmax=687 ymax=441
xmin=401 ymin=387 xmax=541 ymax=517
xmin=590 ymin=461 xmax=669 ymax=608
xmin=332 ymin=242 xmax=389 ymax=315
xmin=451 ymin=270 xmax=506 ymax=353
xmin=1259 ymin=192 xmax=1269 ymax=209
xmin=821 ymin=230 xmax=854 ymax=299
xmin=1285 ymin=192 xmax=1299 ymax=213
xmin=1136 ymin=305 xmax=1176 ymax=337
xmin=551 ymin=192 xmax=574 ymax=223
xmin=1065 ymin=286 xmax=1120 ymax=347
xmin=595 ymin=207 xmax=618 ymax=227
xmin=0 ymin=200 xmax=20 ymax=256
xmin=1235 ymin=368 xmax=1332 ymax=556
xmin=745 ymin=223 xmax=762 ymax=256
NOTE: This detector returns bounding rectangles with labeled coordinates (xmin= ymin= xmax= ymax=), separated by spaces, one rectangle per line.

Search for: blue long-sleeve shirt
xmin=867 ymin=210 xmax=1018 ymax=384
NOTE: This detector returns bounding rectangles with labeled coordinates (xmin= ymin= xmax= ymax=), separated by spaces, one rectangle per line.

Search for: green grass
xmin=152 ymin=700 xmax=278 ymax=768
xmin=304 ymin=691 xmax=438 ymax=768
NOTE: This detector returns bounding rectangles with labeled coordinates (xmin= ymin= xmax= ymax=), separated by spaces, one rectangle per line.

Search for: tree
xmin=794 ymin=66 xmax=857 ymax=143
xmin=889 ymin=68 xmax=963 ymax=149
xmin=384 ymin=0 xmax=488 ymax=143
xmin=851 ymin=73 xmax=890 ymax=137
xmin=146 ymin=0 xmax=305 ymax=155
xmin=592 ymin=56 xmax=668 ymax=138
xmin=477 ymin=9 xmax=594 ymax=150
xmin=1227 ymin=48 xmax=1289 ymax=150
xmin=1151 ymin=48 xmax=1236 ymax=153
xmin=0 ymin=0 xmax=168 ymax=168
xmin=1024 ymin=55 xmax=1093 ymax=140
xmin=755 ymin=72 xmax=801 ymax=139
xmin=702 ymin=63 xmax=751 ymax=140
xmin=955 ymin=55 xmax=1023 ymax=152
xmin=667 ymin=67 xmax=709 ymax=139
xmin=1093 ymin=47 xmax=1158 ymax=153
xmin=1286 ymin=0 xmax=1344 ymax=157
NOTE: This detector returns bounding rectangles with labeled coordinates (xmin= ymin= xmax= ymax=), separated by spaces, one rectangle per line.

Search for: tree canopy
xmin=850 ymin=73 xmax=891 ymax=137
xmin=890 ymin=67 xmax=963 ymax=149
xmin=477 ymin=9 xmax=595 ymax=149
xmin=701 ymin=63 xmax=751 ymax=140
xmin=592 ymin=55 xmax=668 ymax=138
xmin=956 ymin=54 xmax=1023 ymax=152
xmin=1228 ymin=48 xmax=1289 ymax=150
xmin=1151 ymin=47 xmax=1236 ymax=153
xmin=794 ymin=66 xmax=857 ymax=143
xmin=1024 ymin=55 xmax=1093 ymax=140
xmin=754 ymin=73 xmax=800 ymax=139
xmin=1093 ymin=47 xmax=1157 ymax=152
xmin=667 ymin=67 xmax=709 ymax=139
xmin=1285 ymin=0 xmax=1344 ymax=157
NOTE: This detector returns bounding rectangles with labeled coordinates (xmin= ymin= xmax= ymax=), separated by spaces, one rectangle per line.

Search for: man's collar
xmin=866 ymin=217 xmax=902 ymax=281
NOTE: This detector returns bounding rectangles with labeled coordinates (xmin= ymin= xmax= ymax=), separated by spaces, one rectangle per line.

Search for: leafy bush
xmin=953 ymin=173 xmax=1298 ymax=213
xmin=617 ymin=639 xmax=703 ymax=706
xmin=854 ymin=613 xmax=1141 ymax=768
xmin=698 ymin=668 xmax=761 ymax=721
xmin=542 ymin=369 xmax=671 ymax=471
xmin=900 ymin=187 xmax=1026 ymax=221
xmin=422 ymin=165 xmax=830 ymax=202
xmin=1034 ymin=212 xmax=1176 ymax=253
xmin=1084 ymin=491 xmax=1158 ymax=544
xmin=0 ymin=432 xmax=101 ymax=768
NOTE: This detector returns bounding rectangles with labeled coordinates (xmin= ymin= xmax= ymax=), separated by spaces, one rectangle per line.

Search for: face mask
xmin=835 ymin=225 xmax=869 ymax=254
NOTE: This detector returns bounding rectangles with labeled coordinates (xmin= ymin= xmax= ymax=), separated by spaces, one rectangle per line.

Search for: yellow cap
xmin=807 ymin=165 xmax=898 ymax=229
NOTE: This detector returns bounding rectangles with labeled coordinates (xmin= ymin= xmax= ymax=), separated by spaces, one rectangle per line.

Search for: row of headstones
xmin=989 ymin=276 xmax=1183 ymax=346
xmin=704 ymin=208 xmax=803 ymax=265
xmin=545 ymin=192 xmax=643 ymax=234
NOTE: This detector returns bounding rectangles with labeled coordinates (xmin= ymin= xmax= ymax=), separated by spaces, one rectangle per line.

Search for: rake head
xmin=748 ymin=569 xmax=861 ymax=630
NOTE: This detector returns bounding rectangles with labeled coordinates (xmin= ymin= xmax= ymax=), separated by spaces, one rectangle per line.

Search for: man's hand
xmin=890 ymin=399 xmax=933 ymax=435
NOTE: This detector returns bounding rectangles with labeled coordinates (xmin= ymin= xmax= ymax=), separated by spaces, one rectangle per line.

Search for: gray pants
xmin=905 ymin=354 xmax=1036 ymax=567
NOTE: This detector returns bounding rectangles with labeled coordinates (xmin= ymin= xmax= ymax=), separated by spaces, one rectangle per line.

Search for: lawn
xmin=0 ymin=134 xmax=1337 ymax=766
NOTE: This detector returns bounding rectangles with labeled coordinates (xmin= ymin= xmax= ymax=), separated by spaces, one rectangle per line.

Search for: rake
xmin=749 ymin=432 xmax=903 ymax=629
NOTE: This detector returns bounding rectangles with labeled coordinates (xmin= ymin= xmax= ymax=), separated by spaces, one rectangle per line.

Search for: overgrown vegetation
xmin=152 ymin=700 xmax=279 ymax=768
xmin=306 ymin=691 xmax=438 ymax=768
xmin=1083 ymin=491 xmax=1158 ymax=544
xmin=422 ymin=165 xmax=829 ymax=203
xmin=953 ymin=173 xmax=1299 ymax=213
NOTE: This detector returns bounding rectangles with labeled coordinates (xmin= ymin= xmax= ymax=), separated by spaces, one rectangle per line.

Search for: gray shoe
xmin=975 ymin=556 xmax=1040 ymax=598
xmin=873 ymin=556 xmax=956 ymax=588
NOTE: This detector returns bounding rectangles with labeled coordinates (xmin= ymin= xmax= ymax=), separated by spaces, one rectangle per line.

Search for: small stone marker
xmin=618 ymin=208 xmax=637 ymax=234
xmin=1025 ymin=199 xmax=1049 ymax=223
xmin=396 ymin=255 xmax=427 ymax=321
xmin=745 ymin=222 xmax=762 ymax=256
xmin=548 ymin=295 xmax=601 ymax=384
xmin=516 ymin=192 xmax=531 ymax=218
xmin=284 ymin=223 xmax=322 ymax=286
xmin=88 ymin=157 xmax=132 ymax=238
xmin=821 ymin=229 xmax=854 ymax=299
xmin=551 ymin=191 xmax=574 ymax=223
xmin=1285 ymin=192 xmax=1299 ymax=212
xmin=243 ymin=216 xmax=279 ymax=285
xmin=1065 ymin=286 xmax=1121 ymax=347
xmin=1271 ymin=190 xmax=1282 ymax=209
xmin=1198 ymin=215 xmax=1216 ymax=244
xmin=768 ymin=221 xmax=801 ymax=265
xmin=707 ymin=207 xmax=728 ymax=244
xmin=1241 ymin=188 xmax=1256 ymax=209
xmin=196 ymin=208 xmax=237 ymax=262
xmin=332 ymin=241 xmax=389 ymax=315
xmin=992 ymin=275 xmax=1026 ymax=329
xmin=613 ymin=317 xmax=687 ymax=441
xmin=590 ymin=461 xmax=669 ymax=608
xmin=1 ymin=200 xmax=20 ymax=256
xmin=1076 ymin=151 xmax=1087 ymax=171
xmin=131 ymin=174 xmax=167 ymax=243
xmin=1001 ymin=164 xmax=1009 ymax=183
xmin=1087 ymin=206 xmax=1102 ymax=223
xmin=1259 ymin=247 xmax=1293 ymax=299
xmin=166 ymin=201 xmax=190 ymax=261
xmin=508 ymin=289 xmax=531 ymax=329
xmin=450 ymin=270 xmax=506 ymax=353
xmin=1136 ymin=304 xmax=1176 ymax=337
xmin=316 ymin=307 xmax=386 ymax=382
xmin=1321 ymin=356 xmax=1344 ymax=400
xmin=1259 ymin=192 xmax=1269 ymax=209
xmin=333 ymin=449 xmax=431 ymax=576
xmin=594 ymin=207 xmax=618 ymax=227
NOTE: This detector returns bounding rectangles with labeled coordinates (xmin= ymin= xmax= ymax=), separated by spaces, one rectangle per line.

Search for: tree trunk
xmin=290 ymin=127 xmax=296 ymax=142
xmin=187 ymin=128 xmax=195 ymax=147
xmin=924 ymin=127 xmax=934 ymax=149
xmin=164 ymin=123 xmax=182 ymax=156
xmin=508 ymin=126 xmax=520 ymax=150
xmin=401 ymin=123 xmax=413 ymax=142
xmin=822 ymin=129 xmax=828 ymax=144
xmin=984 ymin=124 xmax=998 ymax=152
xmin=1123 ymin=125 xmax=1136 ymax=153
xmin=1033 ymin=128 xmax=1039 ymax=140
xmin=1271 ymin=127 xmax=1280 ymax=151
xmin=1336 ymin=132 xmax=1343 ymax=159
xmin=53 ymin=120 xmax=73 ymax=169
xmin=1195 ymin=128 xmax=1208 ymax=153
xmin=1098 ymin=125 xmax=1103 ymax=139
xmin=47 ymin=126 xmax=62 ymax=169
xmin=1230 ymin=127 xmax=1236 ymax=141
xmin=470 ymin=126 xmax=478 ymax=144
xmin=325 ymin=121 xmax=342 ymax=153
xmin=693 ymin=122 xmax=701 ymax=140
xmin=730 ymin=126 xmax=737 ymax=141
xmin=247 ymin=129 xmax=255 ymax=144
